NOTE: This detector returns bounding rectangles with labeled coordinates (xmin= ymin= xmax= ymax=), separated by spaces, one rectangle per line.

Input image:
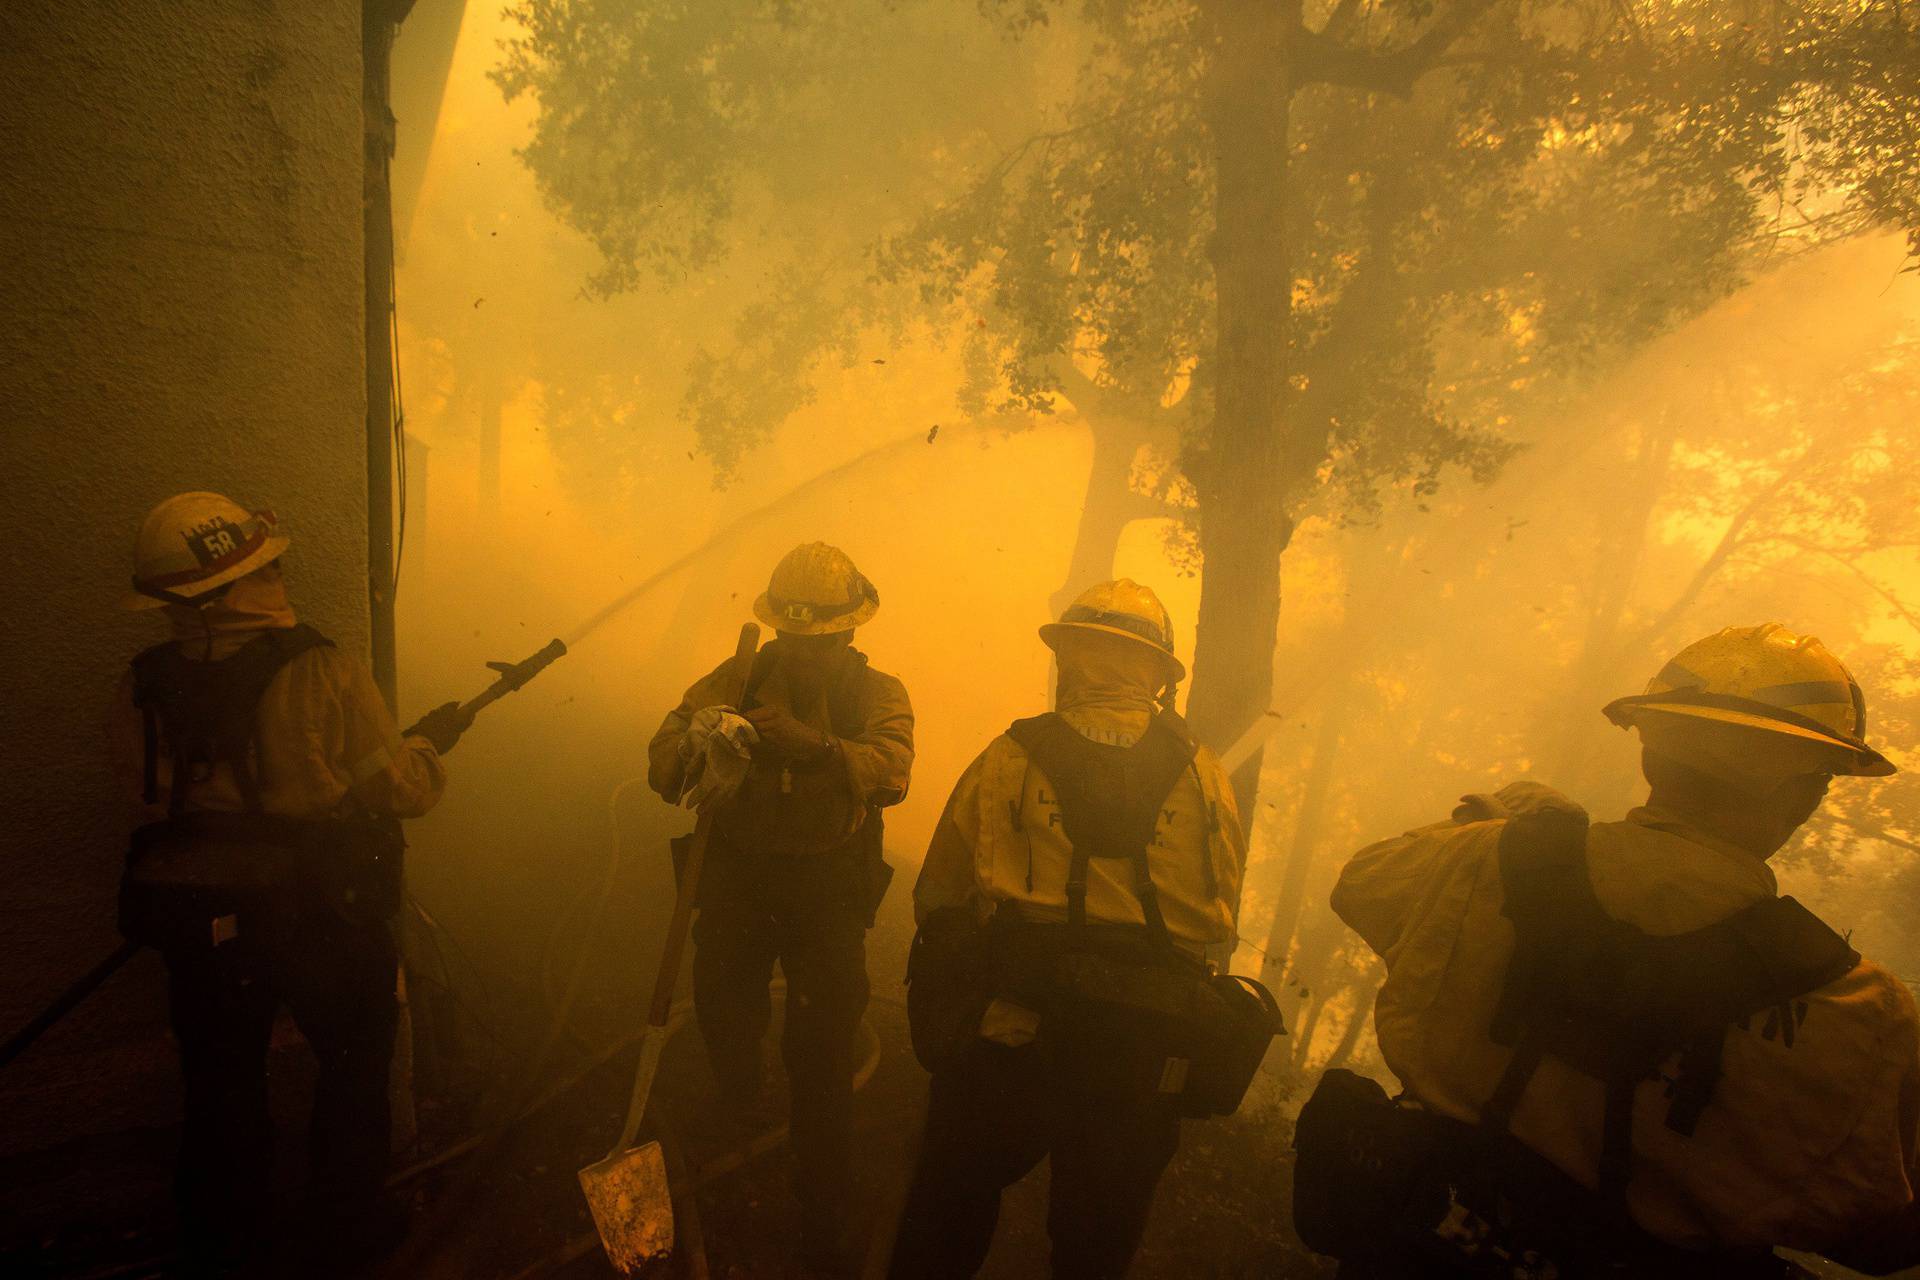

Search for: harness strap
xmin=141 ymin=706 xmax=160 ymax=806
xmin=1066 ymin=843 xmax=1091 ymax=930
xmin=166 ymin=735 xmax=193 ymax=818
xmin=1129 ymin=846 xmax=1177 ymax=958
xmin=1011 ymin=755 xmax=1036 ymax=893
xmin=739 ymin=645 xmax=780 ymax=714
xmin=1006 ymin=711 xmax=1197 ymax=952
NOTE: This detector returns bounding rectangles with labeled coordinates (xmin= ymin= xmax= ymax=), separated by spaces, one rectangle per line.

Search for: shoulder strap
xmin=827 ymin=648 xmax=872 ymax=738
xmin=1483 ymin=808 xmax=1594 ymax=1131
xmin=1482 ymin=807 xmax=1650 ymax=1210
xmin=1007 ymin=715 xmax=1096 ymax=929
xmin=1488 ymin=807 xmax=1600 ymax=1047
xmin=740 ymin=644 xmax=780 ymax=713
xmin=130 ymin=641 xmax=173 ymax=807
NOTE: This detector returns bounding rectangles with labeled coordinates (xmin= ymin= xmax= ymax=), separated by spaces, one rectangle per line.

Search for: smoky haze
xmin=389 ymin=0 xmax=1920 ymax=1118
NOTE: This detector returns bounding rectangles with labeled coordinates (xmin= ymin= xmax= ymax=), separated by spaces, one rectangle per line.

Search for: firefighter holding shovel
xmin=647 ymin=542 xmax=915 ymax=1274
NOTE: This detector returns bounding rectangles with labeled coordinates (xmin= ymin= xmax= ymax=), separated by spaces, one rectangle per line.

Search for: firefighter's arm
xmin=1810 ymin=984 xmax=1920 ymax=1274
xmin=330 ymin=651 xmax=448 ymax=818
xmin=836 ymin=672 xmax=914 ymax=809
xmin=1195 ymin=746 xmax=1249 ymax=922
xmin=913 ymin=747 xmax=991 ymax=927
xmin=647 ymin=660 xmax=733 ymax=802
xmin=1451 ymin=781 xmax=1585 ymax=824
xmin=107 ymin=668 xmax=162 ymax=817
xmin=1331 ymin=819 xmax=1493 ymax=956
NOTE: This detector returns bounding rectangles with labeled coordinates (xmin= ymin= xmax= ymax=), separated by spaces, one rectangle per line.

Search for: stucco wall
xmin=0 ymin=1 xmax=368 ymax=1155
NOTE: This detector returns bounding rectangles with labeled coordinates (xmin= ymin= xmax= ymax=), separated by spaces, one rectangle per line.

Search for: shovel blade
xmin=579 ymin=1139 xmax=675 ymax=1273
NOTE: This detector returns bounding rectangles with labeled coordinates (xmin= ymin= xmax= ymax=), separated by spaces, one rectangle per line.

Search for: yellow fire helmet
xmin=1603 ymin=623 xmax=1895 ymax=784
xmin=1039 ymin=579 xmax=1185 ymax=680
xmin=753 ymin=542 xmax=879 ymax=635
xmin=121 ymin=491 xmax=290 ymax=611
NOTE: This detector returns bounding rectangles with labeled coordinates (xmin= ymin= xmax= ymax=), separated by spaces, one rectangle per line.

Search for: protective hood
xmin=1053 ymin=629 xmax=1166 ymax=718
xmin=164 ymin=565 xmax=298 ymax=660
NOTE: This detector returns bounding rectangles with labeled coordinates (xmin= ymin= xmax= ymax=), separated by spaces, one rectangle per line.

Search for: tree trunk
xmin=1286 ymin=909 xmax=1346 ymax=1068
xmin=1536 ymin=414 xmax=1674 ymax=783
xmin=1188 ymin=0 xmax=1299 ymax=819
xmin=1049 ymin=417 xmax=1155 ymax=619
xmin=1262 ymin=682 xmax=1346 ymax=978
xmin=1319 ymin=961 xmax=1382 ymax=1073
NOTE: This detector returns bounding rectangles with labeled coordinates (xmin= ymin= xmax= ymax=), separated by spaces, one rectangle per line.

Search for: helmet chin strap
xmin=151 ymin=582 xmax=235 ymax=660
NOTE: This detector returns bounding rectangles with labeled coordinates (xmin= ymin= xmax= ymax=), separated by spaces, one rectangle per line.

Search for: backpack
xmin=994 ymin=712 xmax=1282 ymax=1116
xmin=121 ymin=627 xmax=403 ymax=948
xmin=1291 ymin=808 xmax=1853 ymax=1276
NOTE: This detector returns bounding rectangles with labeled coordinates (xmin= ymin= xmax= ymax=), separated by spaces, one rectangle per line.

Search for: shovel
xmin=581 ymin=620 xmax=761 ymax=1273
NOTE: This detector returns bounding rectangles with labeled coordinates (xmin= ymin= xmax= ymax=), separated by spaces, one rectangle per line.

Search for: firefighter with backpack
xmin=1298 ymin=624 xmax=1920 ymax=1277
xmin=111 ymin=492 xmax=468 ymax=1271
xmin=891 ymin=580 xmax=1280 ymax=1280
xmin=646 ymin=541 xmax=914 ymax=1275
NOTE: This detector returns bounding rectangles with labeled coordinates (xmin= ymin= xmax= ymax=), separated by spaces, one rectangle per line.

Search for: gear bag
xmin=1291 ymin=807 xmax=1854 ymax=1276
xmin=905 ymin=906 xmax=995 ymax=1073
xmin=991 ymin=712 xmax=1282 ymax=1117
xmin=121 ymin=626 xmax=406 ymax=949
xmin=1291 ymin=1068 xmax=1806 ymax=1278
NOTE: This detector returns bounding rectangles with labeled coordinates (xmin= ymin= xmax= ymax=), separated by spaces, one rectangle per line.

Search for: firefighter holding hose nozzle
xmin=111 ymin=492 xmax=464 ymax=1272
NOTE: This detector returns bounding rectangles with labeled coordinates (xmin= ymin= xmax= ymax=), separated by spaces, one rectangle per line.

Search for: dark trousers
xmin=691 ymin=842 xmax=870 ymax=1238
xmin=888 ymin=1038 xmax=1181 ymax=1280
xmin=162 ymin=897 xmax=398 ymax=1257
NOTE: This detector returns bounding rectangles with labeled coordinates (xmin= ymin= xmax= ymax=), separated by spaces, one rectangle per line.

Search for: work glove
xmin=744 ymin=704 xmax=835 ymax=761
xmin=678 ymin=707 xmax=759 ymax=812
xmin=406 ymin=701 xmax=474 ymax=755
xmin=1451 ymin=781 xmax=1585 ymax=824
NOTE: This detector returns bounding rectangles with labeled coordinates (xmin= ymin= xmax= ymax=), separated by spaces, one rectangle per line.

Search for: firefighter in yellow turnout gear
xmin=892 ymin=581 xmax=1253 ymax=1280
xmin=648 ymin=543 xmax=913 ymax=1273
xmin=110 ymin=493 xmax=459 ymax=1271
xmin=1304 ymin=625 xmax=1920 ymax=1277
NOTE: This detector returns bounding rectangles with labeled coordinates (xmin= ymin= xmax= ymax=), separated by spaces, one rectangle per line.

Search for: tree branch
xmin=1623 ymin=467 xmax=1796 ymax=654
xmin=1037 ymin=351 xmax=1184 ymax=447
xmin=1296 ymin=0 xmax=1496 ymax=97
xmin=1822 ymin=813 xmax=1920 ymax=855
xmin=971 ymin=94 xmax=1186 ymax=193
xmin=1775 ymin=536 xmax=1920 ymax=635
xmin=1320 ymin=0 xmax=1367 ymax=41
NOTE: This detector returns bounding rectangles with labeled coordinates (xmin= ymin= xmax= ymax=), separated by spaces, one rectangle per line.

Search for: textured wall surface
xmin=0 ymin=1 xmax=367 ymax=1155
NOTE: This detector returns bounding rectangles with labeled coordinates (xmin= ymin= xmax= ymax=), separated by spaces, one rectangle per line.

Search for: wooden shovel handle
xmin=646 ymin=622 xmax=760 ymax=1028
